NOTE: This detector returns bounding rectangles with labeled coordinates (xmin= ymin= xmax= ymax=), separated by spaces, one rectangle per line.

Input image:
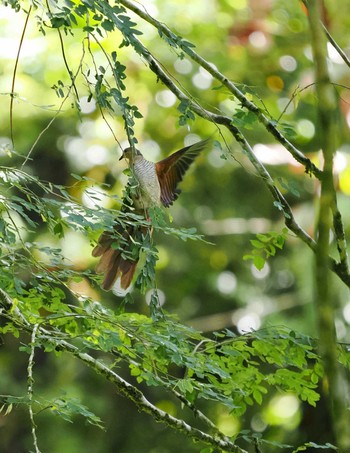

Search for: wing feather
xmin=155 ymin=139 xmax=211 ymax=207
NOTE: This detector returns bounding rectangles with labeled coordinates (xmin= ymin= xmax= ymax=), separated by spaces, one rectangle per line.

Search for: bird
xmin=92 ymin=138 xmax=211 ymax=291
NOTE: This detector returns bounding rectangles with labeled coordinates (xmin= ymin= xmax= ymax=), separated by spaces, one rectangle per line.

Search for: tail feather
xmin=93 ymin=224 xmax=143 ymax=291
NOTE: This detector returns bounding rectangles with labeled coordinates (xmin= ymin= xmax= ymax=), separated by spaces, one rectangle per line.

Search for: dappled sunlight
xmin=253 ymin=143 xmax=303 ymax=166
xmin=215 ymin=409 xmax=240 ymax=437
xmin=81 ymin=186 xmax=111 ymax=209
xmin=216 ymin=270 xmax=237 ymax=294
xmin=155 ymin=89 xmax=177 ymax=108
xmin=236 ymin=312 xmax=261 ymax=333
xmin=264 ymin=394 xmax=301 ymax=429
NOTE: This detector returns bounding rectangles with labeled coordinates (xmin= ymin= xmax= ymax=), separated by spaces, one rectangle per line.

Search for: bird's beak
xmin=119 ymin=154 xmax=124 ymax=161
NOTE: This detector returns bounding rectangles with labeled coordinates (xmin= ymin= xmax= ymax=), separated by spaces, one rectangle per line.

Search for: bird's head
xmin=119 ymin=147 xmax=142 ymax=161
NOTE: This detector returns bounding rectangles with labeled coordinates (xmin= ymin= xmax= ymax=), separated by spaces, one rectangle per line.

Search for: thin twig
xmin=87 ymin=34 xmax=124 ymax=148
xmin=323 ymin=24 xmax=350 ymax=68
xmin=45 ymin=0 xmax=80 ymax=104
xmin=20 ymin=46 xmax=85 ymax=168
xmin=318 ymin=20 xmax=350 ymax=275
xmin=10 ymin=5 xmax=32 ymax=148
xmin=57 ymin=29 xmax=80 ymax=103
xmin=28 ymin=323 xmax=41 ymax=453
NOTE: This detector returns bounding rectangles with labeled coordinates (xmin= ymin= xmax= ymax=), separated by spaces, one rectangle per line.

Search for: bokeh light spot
xmin=296 ymin=119 xmax=315 ymax=139
xmin=210 ymin=250 xmax=228 ymax=270
xmin=85 ymin=145 xmax=109 ymax=165
xmin=79 ymin=96 xmax=96 ymax=114
xmin=192 ymin=68 xmax=213 ymax=90
xmin=237 ymin=313 xmax=261 ymax=333
xmin=343 ymin=302 xmax=350 ymax=324
xmin=251 ymin=262 xmax=270 ymax=279
xmin=251 ymin=413 xmax=267 ymax=433
xmin=216 ymin=411 xmax=240 ymax=437
xmin=264 ymin=394 xmax=300 ymax=428
xmin=279 ymin=55 xmax=297 ymax=72
xmin=341 ymin=168 xmax=350 ymax=194
xmin=226 ymin=0 xmax=247 ymax=9
xmin=266 ymin=75 xmax=284 ymax=92
xmin=249 ymin=31 xmax=268 ymax=49
xmin=174 ymin=58 xmax=193 ymax=74
xmin=155 ymin=90 xmax=177 ymax=108
xmin=217 ymin=271 xmax=237 ymax=294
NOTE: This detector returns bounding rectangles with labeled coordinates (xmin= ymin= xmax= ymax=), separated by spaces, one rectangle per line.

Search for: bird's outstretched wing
xmin=155 ymin=138 xmax=211 ymax=207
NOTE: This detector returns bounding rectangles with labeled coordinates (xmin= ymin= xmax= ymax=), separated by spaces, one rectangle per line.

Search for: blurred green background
xmin=1 ymin=0 xmax=350 ymax=451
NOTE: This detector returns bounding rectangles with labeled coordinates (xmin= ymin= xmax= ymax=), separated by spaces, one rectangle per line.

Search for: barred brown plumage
xmin=93 ymin=138 xmax=211 ymax=292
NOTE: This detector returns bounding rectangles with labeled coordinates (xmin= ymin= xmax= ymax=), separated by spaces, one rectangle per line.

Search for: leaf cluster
xmin=243 ymin=228 xmax=289 ymax=270
xmin=1 ymin=291 xmax=325 ymax=420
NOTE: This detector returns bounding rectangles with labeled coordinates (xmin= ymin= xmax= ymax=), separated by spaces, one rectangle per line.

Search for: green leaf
xmin=53 ymin=222 xmax=65 ymax=238
xmin=253 ymin=254 xmax=265 ymax=270
xmin=231 ymin=110 xmax=257 ymax=129
xmin=51 ymin=397 xmax=104 ymax=429
xmin=277 ymin=177 xmax=300 ymax=197
xmin=70 ymin=173 xmax=82 ymax=180
xmin=177 ymin=378 xmax=194 ymax=394
xmin=101 ymin=19 xmax=114 ymax=31
xmin=250 ymin=239 xmax=265 ymax=249
xmin=253 ymin=389 xmax=263 ymax=405
xmin=292 ymin=442 xmax=338 ymax=452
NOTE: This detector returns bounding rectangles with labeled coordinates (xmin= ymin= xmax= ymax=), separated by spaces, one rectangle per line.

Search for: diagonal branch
xmin=101 ymin=21 xmax=350 ymax=287
xmin=110 ymin=348 xmax=229 ymax=442
xmin=118 ymin=0 xmax=322 ymax=179
xmin=0 ymin=290 xmax=247 ymax=453
xmin=322 ymin=21 xmax=350 ymax=69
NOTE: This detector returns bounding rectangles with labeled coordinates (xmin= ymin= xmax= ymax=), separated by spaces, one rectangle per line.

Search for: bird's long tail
xmin=92 ymin=223 xmax=146 ymax=291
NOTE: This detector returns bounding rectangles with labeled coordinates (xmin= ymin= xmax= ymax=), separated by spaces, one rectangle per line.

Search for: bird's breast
xmin=132 ymin=158 xmax=161 ymax=209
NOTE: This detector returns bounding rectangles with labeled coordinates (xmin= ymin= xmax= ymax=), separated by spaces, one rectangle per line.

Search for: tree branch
xmin=0 ymin=290 xmax=247 ymax=453
xmin=110 ymin=349 xmax=230 ymax=443
xmin=322 ymin=24 xmax=350 ymax=69
xmin=99 ymin=13 xmax=350 ymax=288
xmin=118 ymin=0 xmax=322 ymax=179
xmin=27 ymin=324 xmax=41 ymax=453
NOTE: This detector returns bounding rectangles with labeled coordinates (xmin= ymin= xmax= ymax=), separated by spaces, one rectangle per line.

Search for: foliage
xmin=1 ymin=0 xmax=350 ymax=452
xmin=0 ymin=291 xmax=335 ymax=452
xmin=243 ymin=228 xmax=289 ymax=270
